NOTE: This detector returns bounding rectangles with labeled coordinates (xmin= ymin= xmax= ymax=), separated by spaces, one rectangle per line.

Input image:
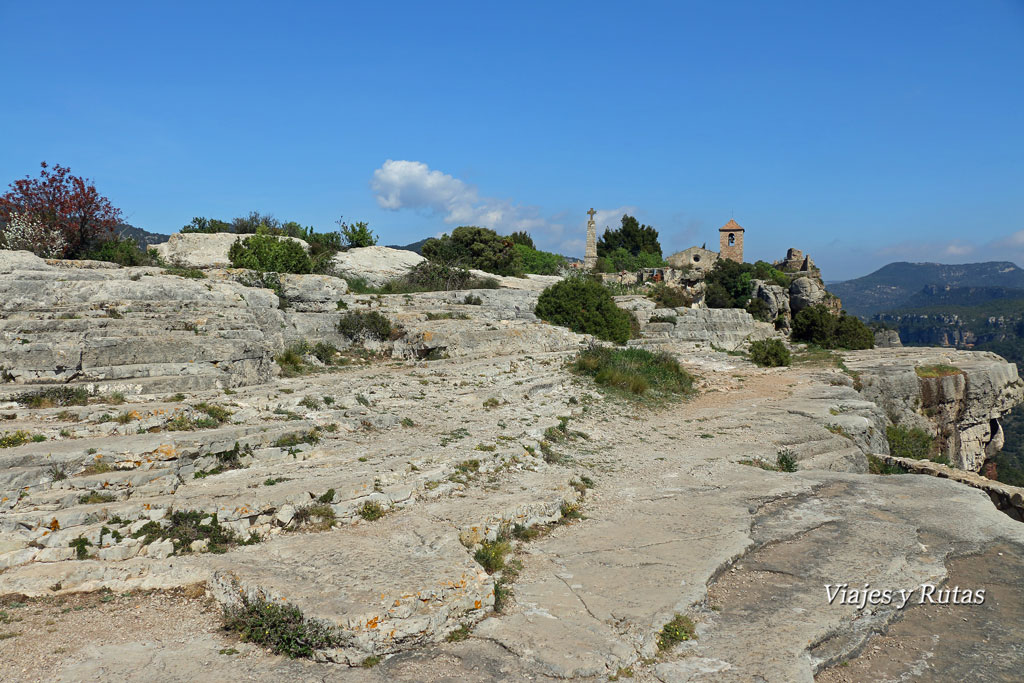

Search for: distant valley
xmin=833 ymin=260 xmax=1024 ymax=485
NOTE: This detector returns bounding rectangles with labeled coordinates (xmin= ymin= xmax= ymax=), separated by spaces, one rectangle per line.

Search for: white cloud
xmin=994 ymin=230 xmax=1024 ymax=249
xmin=370 ymin=160 xmax=476 ymax=215
xmin=370 ymin=159 xmax=634 ymax=256
xmin=943 ymin=243 xmax=975 ymax=257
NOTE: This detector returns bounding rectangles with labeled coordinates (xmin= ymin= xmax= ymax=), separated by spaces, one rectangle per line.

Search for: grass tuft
xmin=572 ymin=345 xmax=694 ymax=399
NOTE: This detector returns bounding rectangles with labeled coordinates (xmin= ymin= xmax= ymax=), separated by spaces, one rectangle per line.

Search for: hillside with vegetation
xmin=830 ymin=261 xmax=1024 ymax=317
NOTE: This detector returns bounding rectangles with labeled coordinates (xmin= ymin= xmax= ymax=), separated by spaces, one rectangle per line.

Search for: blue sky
xmin=1 ymin=1 xmax=1022 ymax=280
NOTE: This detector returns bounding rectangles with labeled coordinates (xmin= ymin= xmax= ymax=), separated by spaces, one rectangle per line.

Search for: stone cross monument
xmin=584 ymin=208 xmax=598 ymax=270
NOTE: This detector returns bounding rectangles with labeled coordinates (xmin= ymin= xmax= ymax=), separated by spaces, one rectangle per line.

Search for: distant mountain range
xmin=386 ymin=238 xmax=430 ymax=255
xmin=116 ymin=223 xmax=169 ymax=248
xmin=830 ymin=261 xmax=1024 ymax=318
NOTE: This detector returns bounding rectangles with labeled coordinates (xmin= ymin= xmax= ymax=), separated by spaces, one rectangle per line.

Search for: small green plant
xmin=776 ymin=448 xmax=798 ymax=472
xmin=649 ymin=315 xmax=677 ymax=324
xmin=357 ymin=500 xmax=386 ymax=521
xmin=474 ymin=539 xmax=511 ymax=574
xmin=80 ymin=461 xmax=112 ymax=475
xmin=886 ymin=424 xmax=939 ymax=461
xmin=482 ymin=397 xmax=500 ymax=409
xmin=223 ymin=594 xmax=341 ymax=658
xmin=104 ymin=392 xmax=126 ymax=405
xmin=78 ymin=492 xmax=116 ymax=504
xmin=425 ymin=311 xmax=470 ymax=320
xmin=572 ymin=345 xmax=695 ymax=399
xmin=264 ymin=477 xmax=288 ymax=486
xmin=400 ymin=417 xmax=415 ymax=427
xmin=656 ymin=614 xmax=696 ymax=650
xmin=115 ymin=411 xmax=135 ymax=425
xmin=867 ymin=454 xmax=908 ymax=475
xmin=446 ymin=624 xmax=472 ymax=641
xmin=914 ymin=364 xmax=963 ymax=378
xmin=317 ymin=488 xmax=336 ymax=504
xmin=17 ymin=386 xmax=90 ymax=408
xmin=456 ymin=459 xmax=481 ymax=473
xmin=293 ymin=503 xmax=337 ymax=529
xmin=337 ymin=310 xmax=396 ymax=342
xmin=273 ymin=430 xmax=320 ymax=448
xmin=46 ymin=463 xmax=68 ymax=481
xmin=462 ymin=294 xmax=483 ymax=305
xmin=748 ymin=339 xmax=791 ymax=367
xmin=69 ymin=536 xmax=93 ymax=560
xmin=361 ymin=655 xmax=382 ymax=668
xmin=298 ymin=396 xmax=321 ymax=410
xmin=132 ymin=510 xmax=255 ymax=554
xmin=168 ymin=393 xmax=186 ymax=402
xmin=195 ymin=402 xmax=233 ymax=423
xmin=162 ymin=266 xmax=206 ymax=279
xmin=0 ymin=431 xmax=33 ymax=448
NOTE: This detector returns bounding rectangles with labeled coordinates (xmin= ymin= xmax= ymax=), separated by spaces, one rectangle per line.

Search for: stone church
xmin=666 ymin=219 xmax=745 ymax=273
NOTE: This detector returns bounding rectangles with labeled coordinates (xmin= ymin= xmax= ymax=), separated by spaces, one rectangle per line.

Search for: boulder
xmin=279 ymin=274 xmax=348 ymax=312
xmin=330 ymin=246 xmax=425 ymax=287
xmin=874 ymin=328 xmax=902 ymax=348
xmin=153 ymin=233 xmax=309 ymax=269
xmin=789 ymin=277 xmax=840 ymax=316
xmin=751 ymin=279 xmax=790 ymax=327
xmin=0 ymin=249 xmax=50 ymax=273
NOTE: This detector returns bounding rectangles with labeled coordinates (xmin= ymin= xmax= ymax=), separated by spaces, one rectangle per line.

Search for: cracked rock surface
xmin=1 ymin=256 xmax=1023 ymax=681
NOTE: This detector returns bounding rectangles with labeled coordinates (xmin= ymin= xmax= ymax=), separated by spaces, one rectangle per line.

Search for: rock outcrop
xmin=0 ymin=252 xmax=282 ymax=394
xmin=2 ymin=246 xmax=1024 ymax=681
xmin=751 ymin=278 xmax=791 ymax=328
xmin=328 ymin=246 xmax=425 ymax=287
xmin=842 ymin=347 xmax=1024 ymax=471
xmin=789 ymin=276 xmax=840 ymax=316
xmin=153 ymin=233 xmax=309 ymax=269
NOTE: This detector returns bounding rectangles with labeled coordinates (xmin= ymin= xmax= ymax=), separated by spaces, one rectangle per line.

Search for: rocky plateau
xmin=1 ymin=246 xmax=1023 ymax=682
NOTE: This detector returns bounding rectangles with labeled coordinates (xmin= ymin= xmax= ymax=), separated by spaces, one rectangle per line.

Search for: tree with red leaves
xmin=0 ymin=162 xmax=122 ymax=258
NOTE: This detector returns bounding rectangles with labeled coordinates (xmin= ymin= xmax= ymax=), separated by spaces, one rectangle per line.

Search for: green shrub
xmin=886 ymin=424 xmax=937 ymax=461
xmin=748 ymin=339 xmax=791 ymax=367
xmin=776 ymin=448 xmax=798 ymax=472
xmin=162 ymin=266 xmax=206 ymax=279
xmin=223 ymin=594 xmax=341 ymax=658
xmin=648 ymin=283 xmax=691 ymax=308
xmin=81 ymin=237 xmax=153 ymax=267
xmin=514 ymin=243 xmax=567 ymax=275
xmin=572 ymin=345 xmax=695 ymax=398
xmin=18 ymin=386 xmax=90 ymax=408
xmin=745 ymin=297 xmax=771 ymax=322
xmin=273 ymin=429 xmax=321 ymax=448
xmin=0 ymin=431 xmax=33 ymax=448
xmin=535 ymin=277 xmax=633 ymax=343
xmin=338 ymin=220 xmax=377 ymax=248
xmin=350 ymin=261 xmax=499 ymax=294
xmin=228 ymin=234 xmax=312 ymax=274
xmin=649 ymin=315 xmax=677 ymax=324
xmin=357 ymin=501 xmax=386 ymax=521
xmin=914 ymin=364 xmax=963 ymax=378
xmin=422 ymin=226 xmax=523 ymax=276
xmin=132 ymin=510 xmax=253 ymax=554
xmin=597 ymin=247 xmax=667 ymax=273
xmin=474 ymin=539 xmax=511 ymax=574
xmin=704 ymin=259 xmax=792 ymax=309
xmin=867 ymin=454 xmax=907 ymax=475
xmin=656 ymin=614 xmax=696 ymax=650
xmin=337 ymin=311 xmax=395 ymax=341
xmin=791 ymin=305 xmax=874 ymax=350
